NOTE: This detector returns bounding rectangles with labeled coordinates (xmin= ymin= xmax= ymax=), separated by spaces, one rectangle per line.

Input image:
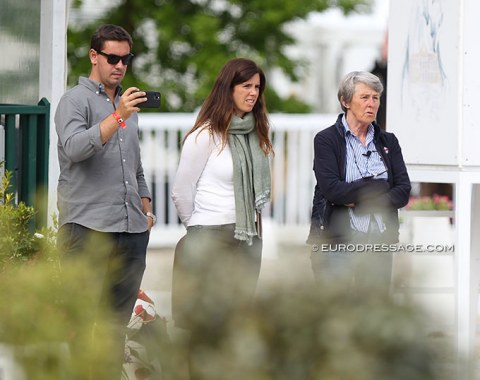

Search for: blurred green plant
xmin=0 ymin=169 xmax=56 ymax=269
xmin=68 ymin=0 xmax=372 ymax=113
xmin=181 ymin=281 xmax=450 ymax=380
xmin=0 ymin=167 xmax=122 ymax=379
xmin=166 ymin=230 xmax=454 ymax=380
xmin=0 ymin=260 xmax=121 ymax=380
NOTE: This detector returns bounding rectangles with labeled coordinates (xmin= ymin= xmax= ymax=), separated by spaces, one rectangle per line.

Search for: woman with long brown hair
xmin=171 ymin=58 xmax=273 ymax=378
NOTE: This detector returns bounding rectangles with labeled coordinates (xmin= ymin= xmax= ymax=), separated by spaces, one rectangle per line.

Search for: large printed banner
xmin=388 ymin=0 xmax=459 ymax=165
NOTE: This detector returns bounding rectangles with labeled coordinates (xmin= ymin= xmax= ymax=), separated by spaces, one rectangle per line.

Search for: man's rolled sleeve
xmin=137 ymin=173 xmax=151 ymax=200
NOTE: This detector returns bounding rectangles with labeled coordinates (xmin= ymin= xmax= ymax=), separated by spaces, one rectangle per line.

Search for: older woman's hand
xmin=354 ymin=179 xmax=390 ymax=213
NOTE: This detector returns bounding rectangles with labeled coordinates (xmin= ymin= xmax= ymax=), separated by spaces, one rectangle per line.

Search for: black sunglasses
xmin=97 ymin=51 xmax=134 ymax=65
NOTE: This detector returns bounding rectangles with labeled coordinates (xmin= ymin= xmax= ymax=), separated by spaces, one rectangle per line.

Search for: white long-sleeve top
xmin=171 ymin=127 xmax=236 ymax=227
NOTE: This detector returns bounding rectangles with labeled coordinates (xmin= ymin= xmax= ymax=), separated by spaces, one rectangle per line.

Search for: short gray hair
xmin=337 ymin=71 xmax=384 ymax=112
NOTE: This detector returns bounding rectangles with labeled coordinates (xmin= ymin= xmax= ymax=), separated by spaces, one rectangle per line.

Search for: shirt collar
xmin=341 ymin=114 xmax=374 ymax=141
xmin=78 ymin=76 xmax=122 ymax=97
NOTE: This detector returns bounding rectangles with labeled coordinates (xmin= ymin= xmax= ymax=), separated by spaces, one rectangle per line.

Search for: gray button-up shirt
xmin=55 ymin=77 xmax=151 ymax=233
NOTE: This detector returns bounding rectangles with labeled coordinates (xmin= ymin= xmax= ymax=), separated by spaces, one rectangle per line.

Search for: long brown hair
xmin=186 ymin=58 xmax=273 ymax=155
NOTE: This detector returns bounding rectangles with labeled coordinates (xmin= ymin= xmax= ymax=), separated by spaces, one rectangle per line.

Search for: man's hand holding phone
xmin=111 ymin=88 xmax=161 ymax=135
xmin=129 ymin=89 xmax=161 ymax=109
xmin=118 ymin=88 xmax=161 ymax=116
xmin=116 ymin=88 xmax=145 ymax=118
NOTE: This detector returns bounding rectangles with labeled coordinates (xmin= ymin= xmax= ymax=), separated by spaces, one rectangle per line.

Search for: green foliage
xmin=0 ymin=258 xmax=121 ymax=379
xmin=169 ymin=239 xmax=450 ymax=380
xmin=0 ymin=170 xmax=39 ymax=268
xmin=0 ymin=168 xmax=125 ymax=378
xmin=181 ymin=281 xmax=448 ymax=380
xmin=67 ymin=0 xmax=371 ymax=112
xmin=0 ymin=169 xmax=59 ymax=270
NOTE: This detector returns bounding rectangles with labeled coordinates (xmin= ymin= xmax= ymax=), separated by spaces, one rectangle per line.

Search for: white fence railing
xmin=138 ymin=113 xmax=337 ymax=246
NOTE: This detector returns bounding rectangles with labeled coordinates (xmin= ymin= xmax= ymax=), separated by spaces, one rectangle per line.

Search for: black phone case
xmin=138 ymin=91 xmax=161 ymax=108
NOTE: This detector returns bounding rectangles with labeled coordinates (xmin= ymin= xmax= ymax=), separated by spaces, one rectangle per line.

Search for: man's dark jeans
xmin=57 ymin=223 xmax=149 ymax=377
xmin=57 ymin=223 xmax=149 ymax=326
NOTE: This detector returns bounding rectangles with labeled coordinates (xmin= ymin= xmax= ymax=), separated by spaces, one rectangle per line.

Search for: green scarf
xmin=228 ymin=113 xmax=271 ymax=244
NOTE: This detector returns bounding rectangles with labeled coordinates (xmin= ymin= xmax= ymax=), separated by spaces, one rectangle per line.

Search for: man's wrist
xmin=112 ymin=111 xmax=126 ymax=128
xmin=145 ymin=211 xmax=156 ymax=225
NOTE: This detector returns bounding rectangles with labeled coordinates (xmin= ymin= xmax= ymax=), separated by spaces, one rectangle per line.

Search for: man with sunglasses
xmin=55 ymin=24 xmax=155 ymax=376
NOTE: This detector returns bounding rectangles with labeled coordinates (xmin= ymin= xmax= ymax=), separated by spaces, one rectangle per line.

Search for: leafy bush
xmin=0 ymin=169 xmax=59 ymax=271
xmin=184 ymin=282 xmax=448 ymax=380
xmin=0 ymin=167 xmax=120 ymax=379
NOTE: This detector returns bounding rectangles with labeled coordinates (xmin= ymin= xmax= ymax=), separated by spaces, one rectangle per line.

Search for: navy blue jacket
xmin=307 ymin=114 xmax=411 ymax=244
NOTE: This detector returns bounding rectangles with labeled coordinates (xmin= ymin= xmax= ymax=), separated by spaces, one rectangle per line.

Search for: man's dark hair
xmin=90 ymin=24 xmax=133 ymax=52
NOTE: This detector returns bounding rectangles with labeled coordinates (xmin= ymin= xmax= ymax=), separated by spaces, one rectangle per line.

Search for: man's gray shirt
xmin=55 ymin=77 xmax=151 ymax=233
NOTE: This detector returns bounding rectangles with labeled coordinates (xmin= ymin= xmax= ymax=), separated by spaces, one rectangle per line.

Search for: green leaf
xmin=66 ymin=0 xmax=371 ymax=112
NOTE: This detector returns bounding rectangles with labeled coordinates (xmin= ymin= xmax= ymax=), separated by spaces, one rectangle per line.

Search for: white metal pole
xmin=39 ymin=0 xmax=69 ymax=225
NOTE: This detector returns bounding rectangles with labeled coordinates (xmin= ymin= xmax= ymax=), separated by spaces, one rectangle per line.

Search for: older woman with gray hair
xmin=307 ymin=71 xmax=411 ymax=296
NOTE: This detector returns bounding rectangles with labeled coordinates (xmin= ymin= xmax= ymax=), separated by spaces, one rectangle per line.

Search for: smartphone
xmin=137 ymin=91 xmax=161 ymax=108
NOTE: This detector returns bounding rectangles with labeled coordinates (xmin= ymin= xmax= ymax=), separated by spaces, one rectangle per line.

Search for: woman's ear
xmin=340 ymin=97 xmax=349 ymax=109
